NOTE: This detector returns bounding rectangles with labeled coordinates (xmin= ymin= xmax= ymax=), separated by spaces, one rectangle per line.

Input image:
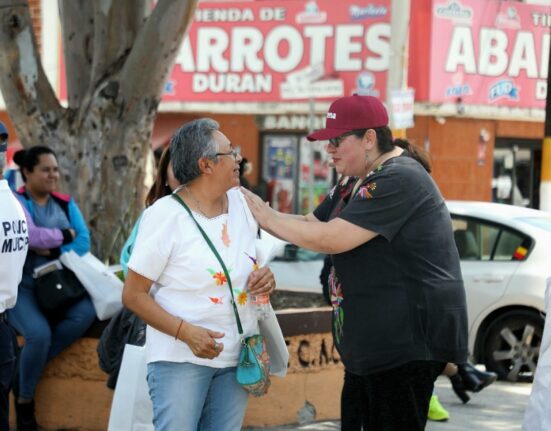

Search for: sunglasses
xmin=328 ymin=131 xmax=357 ymax=148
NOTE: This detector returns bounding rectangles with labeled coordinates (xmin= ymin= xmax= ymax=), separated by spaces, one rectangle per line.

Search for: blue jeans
xmin=147 ymin=361 xmax=248 ymax=431
xmin=7 ymin=273 xmax=96 ymax=400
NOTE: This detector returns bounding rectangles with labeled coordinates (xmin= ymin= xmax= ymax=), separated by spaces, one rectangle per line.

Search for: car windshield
xmin=516 ymin=217 xmax=551 ymax=233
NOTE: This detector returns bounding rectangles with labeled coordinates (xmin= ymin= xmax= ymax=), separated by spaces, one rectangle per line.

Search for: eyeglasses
xmin=215 ymin=148 xmax=239 ymax=160
xmin=328 ymin=131 xmax=356 ymax=148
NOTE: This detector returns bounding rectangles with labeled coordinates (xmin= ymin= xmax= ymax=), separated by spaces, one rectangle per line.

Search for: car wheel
xmin=483 ymin=311 xmax=543 ymax=382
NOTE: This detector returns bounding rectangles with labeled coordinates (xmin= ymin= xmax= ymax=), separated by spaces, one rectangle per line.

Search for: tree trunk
xmin=0 ymin=0 xmax=197 ymax=260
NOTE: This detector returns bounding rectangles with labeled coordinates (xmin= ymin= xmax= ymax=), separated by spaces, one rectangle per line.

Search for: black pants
xmin=341 ymin=361 xmax=445 ymax=431
xmin=0 ymin=318 xmax=17 ymax=431
xmin=341 ymin=370 xmax=369 ymax=430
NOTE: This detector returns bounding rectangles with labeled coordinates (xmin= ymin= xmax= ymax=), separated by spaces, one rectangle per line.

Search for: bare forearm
xmin=266 ymin=215 xmax=377 ymax=254
xmin=263 ymin=212 xmax=316 ymax=239
xmin=122 ymin=278 xmax=189 ymax=341
xmin=267 ymin=216 xmax=335 ymax=253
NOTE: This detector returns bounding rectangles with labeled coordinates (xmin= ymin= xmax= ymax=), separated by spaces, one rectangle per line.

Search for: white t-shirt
xmin=128 ymin=188 xmax=260 ymax=367
xmin=0 ymin=179 xmax=28 ymax=312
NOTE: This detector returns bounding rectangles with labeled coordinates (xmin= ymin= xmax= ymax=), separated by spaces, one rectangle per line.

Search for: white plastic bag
xmin=522 ymin=277 xmax=551 ymax=431
xmin=259 ymin=305 xmax=289 ymax=377
xmin=108 ymin=344 xmax=153 ymax=431
xmin=60 ymin=251 xmax=123 ymax=320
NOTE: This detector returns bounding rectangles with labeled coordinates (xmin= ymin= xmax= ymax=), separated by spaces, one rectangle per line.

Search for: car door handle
xmin=473 ymin=275 xmax=505 ymax=283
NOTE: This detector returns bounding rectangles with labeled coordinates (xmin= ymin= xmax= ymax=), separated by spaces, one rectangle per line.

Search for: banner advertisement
xmin=429 ymin=0 xmax=549 ymax=109
xmin=163 ymin=0 xmax=391 ymax=102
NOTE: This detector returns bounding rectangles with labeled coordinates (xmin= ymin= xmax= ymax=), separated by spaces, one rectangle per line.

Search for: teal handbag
xmin=236 ymin=334 xmax=271 ymax=396
xmin=172 ymin=194 xmax=271 ymax=396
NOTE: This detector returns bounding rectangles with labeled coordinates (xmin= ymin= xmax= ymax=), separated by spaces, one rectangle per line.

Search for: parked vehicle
xmin=267 ymin=201 xmax=551 ymax=382
xmin=447 ymin=200 xmax=550 ymax=382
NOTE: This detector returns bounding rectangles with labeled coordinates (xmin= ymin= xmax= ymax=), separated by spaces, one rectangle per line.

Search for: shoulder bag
xmin=33 ymin=259 xmax=87 ymax=321
xmin=172 ymin=193 xmax=271 ymax=397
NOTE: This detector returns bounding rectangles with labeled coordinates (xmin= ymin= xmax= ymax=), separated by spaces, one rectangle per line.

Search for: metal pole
xmin=307 ymin=96 xmax=316 ymax=213
xmin=540 ymin=44 xmax=551 ymax=212
xmin=386 ymin=0 xmax=411 ymax=135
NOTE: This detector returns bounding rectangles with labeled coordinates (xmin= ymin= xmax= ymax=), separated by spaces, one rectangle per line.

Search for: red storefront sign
xmin=163 ymin=0 xmax=391 ymax=102
xmin=428 ymin=0 xmax=549 ymax=108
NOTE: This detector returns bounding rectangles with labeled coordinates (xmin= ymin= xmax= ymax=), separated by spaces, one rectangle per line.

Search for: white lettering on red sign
xmin=175 ymin=23 xmax=390 ymax=84
xmin=444 ymin=26 xmax=549 ymax=79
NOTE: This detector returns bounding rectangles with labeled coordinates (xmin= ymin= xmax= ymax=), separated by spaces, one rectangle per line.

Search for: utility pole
xmin=540 ymin=45 xmax=551 ymax=212
xmin=386 ymin=0 xmax=412 ymax=138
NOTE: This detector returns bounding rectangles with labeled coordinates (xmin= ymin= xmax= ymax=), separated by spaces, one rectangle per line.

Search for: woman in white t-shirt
xmin=122 ymin=118 xmax=276 ymax=431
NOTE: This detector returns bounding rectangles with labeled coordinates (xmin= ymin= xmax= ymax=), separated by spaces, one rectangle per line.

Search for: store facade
xmin=408 ymin=0 xmax=548 ymax=207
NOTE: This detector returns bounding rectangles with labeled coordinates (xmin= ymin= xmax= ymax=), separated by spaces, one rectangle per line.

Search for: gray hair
xmin=169 ymin=118 xmax=220 ymax=185
xmin=0 ymin=151 xmax=6 ymax=177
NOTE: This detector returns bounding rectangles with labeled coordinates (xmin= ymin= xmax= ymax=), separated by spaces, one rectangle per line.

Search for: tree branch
xmin=58 ymin=0 xmax=94 ymax=109
xmin=118 ymin=0 xmax=197 ymax=120
xmin=89 ymin=0 xmax=147 ymax=88
xmin=0 ymin=0 xmax=63 ymax=145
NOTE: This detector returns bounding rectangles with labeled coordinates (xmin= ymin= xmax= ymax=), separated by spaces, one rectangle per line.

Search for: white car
xmin=447 ymin=200 xmax=550 ymax=382
xmin=268 ymin=201 xmax=551 ymax=382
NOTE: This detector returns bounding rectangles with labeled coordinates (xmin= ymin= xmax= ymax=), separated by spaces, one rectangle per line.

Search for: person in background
xmin=243 ymin=94 xmax=468 ymax=431
xmin=9 ymin=146 xmax=96 ymax=431
xmin=239 ymin=157 xmax=253 ymax=191
xmin=120 ymin=146 xmax=180 ymax=276
xmin=428 ymin=361 xmax=497 ymax=422
xmin=0 ymin=122 xmax=28 ymax=431
xmin=98 ymin=146 xmax=181 ymax=390
xmin=123 ymin=118 xmax=277 ymax=431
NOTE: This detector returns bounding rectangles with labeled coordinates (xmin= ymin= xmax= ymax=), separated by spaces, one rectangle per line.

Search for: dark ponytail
xmin=348 ymin=126 xmax=432 ymax=173
xmin=393 ymin=138 xmax=432 ymax=174
xmin=145 ymin=146 xmax=172 ymax=207
xmin=372 ymin=126 xmax=432 ymax=174
xmin=13 ymin=146 xmax=57 ymax=182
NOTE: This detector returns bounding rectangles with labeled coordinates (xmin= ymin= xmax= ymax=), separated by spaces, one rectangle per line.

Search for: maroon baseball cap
xmin=306 ymin=94 xmax=389 ymax=141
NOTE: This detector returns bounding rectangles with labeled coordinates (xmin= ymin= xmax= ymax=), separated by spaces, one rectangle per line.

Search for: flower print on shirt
xmin=329 ymin=266 xmax=344 ymax=344
xmin=233 ymin=289 xmax=248 ymax=306
xmin=245 ymin=253 xmax=259 ymax=271
xmin=221 ymin=222 xmax=231 ymax=247
xmin=209 ymin=296 xmax=224 ymax=305
xmin=207 ymin=269 xmax=228 ymax=286
xmin=356 ymin=182 xmax=377 ymax=200
xmin=327 ymin=185 xmax=337 ymax=200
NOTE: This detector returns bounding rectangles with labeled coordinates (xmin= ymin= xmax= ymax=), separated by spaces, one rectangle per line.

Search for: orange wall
xmin=153 ymin=113 xmax=261 ymax=186
xmin=496 ymin=120 xmax=544 ymax=140
xmin=409 ymin=116 xmax=495 ymax=202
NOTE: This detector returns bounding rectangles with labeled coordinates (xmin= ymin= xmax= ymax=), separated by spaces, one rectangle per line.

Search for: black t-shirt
xmin=314 ymin=156 xmax=468 ymax=375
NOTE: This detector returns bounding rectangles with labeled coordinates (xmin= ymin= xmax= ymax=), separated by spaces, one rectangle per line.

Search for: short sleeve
xmin=338 ymin=167 xmax=416 ymax=242
xmin=313 ymin=185 xmax=339 ymax=222
xmin=127 ymin=205 xmax=172 ymax=282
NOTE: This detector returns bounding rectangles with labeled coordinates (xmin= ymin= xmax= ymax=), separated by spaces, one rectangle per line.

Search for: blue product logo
xmin=349 ymin=4 xmax=388 ymax=20
xmin=488 ymin=80 xmax=519 ymax=101
xmin=164 ymin=80 xmax=175 ymax=95
xmin=435 ymin=1 xmax=473 ymax=21
xmin=445 ymin=84 xmax=472 ymax=98
xmin=354 ymin=72 xmax=379 ymax=96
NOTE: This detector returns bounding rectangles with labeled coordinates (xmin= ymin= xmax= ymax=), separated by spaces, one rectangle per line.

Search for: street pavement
xmin=243 ymin=375 xmax=533 ymax=431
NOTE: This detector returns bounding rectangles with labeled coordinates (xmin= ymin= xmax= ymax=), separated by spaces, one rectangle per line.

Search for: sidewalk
xmin=244 ymin=375 xmax=532 ymax=431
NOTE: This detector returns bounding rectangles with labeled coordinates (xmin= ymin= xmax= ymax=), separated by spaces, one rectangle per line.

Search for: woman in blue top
xmin=9 ymin=146 xmax=96 ymax=431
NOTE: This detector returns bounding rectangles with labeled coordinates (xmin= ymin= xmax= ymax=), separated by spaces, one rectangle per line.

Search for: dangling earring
xmin=365 ymin=152 xmax=369 ymax=162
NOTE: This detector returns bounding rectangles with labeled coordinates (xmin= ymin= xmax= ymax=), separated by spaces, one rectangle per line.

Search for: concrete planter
xmin=11 ymin=307 xmax=343 ymax=430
